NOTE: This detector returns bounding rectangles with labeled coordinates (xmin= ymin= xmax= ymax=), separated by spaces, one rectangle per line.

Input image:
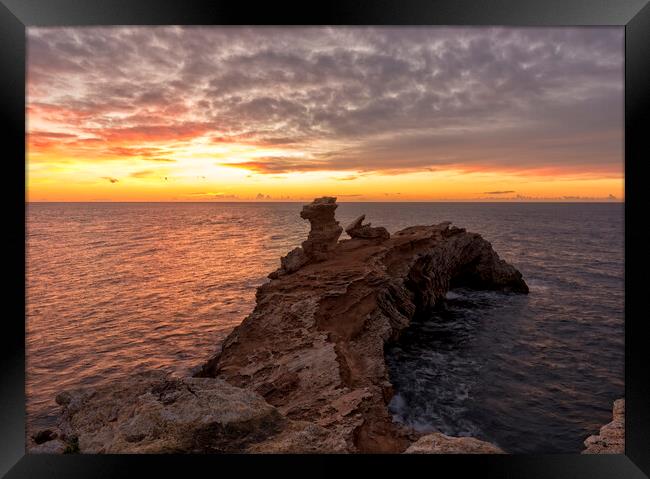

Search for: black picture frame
xmin=2 ymin=0 xmax=648 ymax=477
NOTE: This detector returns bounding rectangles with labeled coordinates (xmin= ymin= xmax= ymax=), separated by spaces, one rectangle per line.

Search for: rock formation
xmin=270 ymin=197 xmax=343 ymax=278
xmin=345 ymin=214 xmax=390 ymax=240
xmin=31 ymin=371 xmax=346 ymax=454
xmin=300 ymin=196 xmax=343 ymax=261
xmin=36 ymin=197 xmax=529 ymax=454
xmin=198 ymin=198 xmax=528 ymax=453
xmin=582 ymin=398 xmax=625 ymax=454
xmin=404 ymin=433 xmax=505 ymax=454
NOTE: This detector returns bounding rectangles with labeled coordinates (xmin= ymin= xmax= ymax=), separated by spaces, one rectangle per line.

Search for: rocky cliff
xmin=195 ymin=197 xmax=528 ymax=452
xmin=32 ymin=197 xmax=530 ymax=454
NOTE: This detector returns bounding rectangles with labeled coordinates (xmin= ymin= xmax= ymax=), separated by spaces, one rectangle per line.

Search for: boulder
xmin=280 ymin=247 xmax=309 ymax=274
xmin=51 ymin=371 xmax=288 ymax=453
xmin=345 ymin=214 xmax=390 ymax=241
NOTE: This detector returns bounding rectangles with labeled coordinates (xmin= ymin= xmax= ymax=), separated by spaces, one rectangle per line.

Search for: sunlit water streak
xmin=26 ymin=202 xmax=623 ymax=453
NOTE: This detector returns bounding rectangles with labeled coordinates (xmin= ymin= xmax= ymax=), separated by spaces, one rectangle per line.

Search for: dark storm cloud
xmin=28 ymin=26 xmax=623 ymax=175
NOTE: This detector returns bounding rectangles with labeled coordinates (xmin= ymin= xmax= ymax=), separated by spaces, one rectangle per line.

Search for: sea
xmin=26 ymin=202 xmax=624 ymax=453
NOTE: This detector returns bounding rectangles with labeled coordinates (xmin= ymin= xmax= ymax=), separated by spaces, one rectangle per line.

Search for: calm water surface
xmin=26 ymin=202 xmax=623 ymax=453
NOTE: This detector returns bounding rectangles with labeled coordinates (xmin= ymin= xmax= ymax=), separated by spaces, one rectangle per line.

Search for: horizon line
xmin=25 ymin=200 xmax=625 ymax=204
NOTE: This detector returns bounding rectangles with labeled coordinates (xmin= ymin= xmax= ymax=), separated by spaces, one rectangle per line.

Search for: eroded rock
xmin=404 ymin=433 xmax=505 ymax=454
xmin=49 ymin=371 xmax=290 ymax=453
xmin=247 ymin=421 xmax=348 ymax=453
xmin=204 ymin=198 xmax=528 ymax=452
xmin=299 ymin=196 xmax=343 ymax=261
xmin=582 ymin=398 xmax=625 ymax=454
xmin=30 ymin=438 xmax=67 ymax=454
xmin=345 ymin=214 xmax=390 ymax=241
xmin=280 ymin=247 xmax=309 ymax=273
xmin=270 ymin=197 xmax=344 ymax=278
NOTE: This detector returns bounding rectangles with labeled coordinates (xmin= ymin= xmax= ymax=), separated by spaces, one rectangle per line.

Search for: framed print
xmin=1 ymin=0 xmax=649 ymax=477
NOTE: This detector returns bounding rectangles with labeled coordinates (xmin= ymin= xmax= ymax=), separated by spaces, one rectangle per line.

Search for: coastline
xmin=27 ymin=198 xmax=623 ymax=454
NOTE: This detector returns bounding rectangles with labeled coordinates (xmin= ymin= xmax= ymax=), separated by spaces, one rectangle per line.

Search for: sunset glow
xmin=27 ymin=27 xmax=624 ymax=202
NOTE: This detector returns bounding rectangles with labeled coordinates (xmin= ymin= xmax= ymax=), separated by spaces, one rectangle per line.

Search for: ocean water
xmin=26 ymin=202 xmax=624 ymax=453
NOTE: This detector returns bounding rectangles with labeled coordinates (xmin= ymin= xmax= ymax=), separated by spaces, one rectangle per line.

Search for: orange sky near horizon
xmin=26 ymin=27 xmax=624 ymax=202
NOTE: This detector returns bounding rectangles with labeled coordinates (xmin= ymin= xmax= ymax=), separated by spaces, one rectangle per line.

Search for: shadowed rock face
xmin=201 ymin=199 xmax=528 ymax=452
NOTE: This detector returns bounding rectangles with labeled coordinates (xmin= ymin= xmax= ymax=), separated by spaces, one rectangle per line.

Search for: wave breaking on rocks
xmin=32 ymin=196 xmax=538 ymax=454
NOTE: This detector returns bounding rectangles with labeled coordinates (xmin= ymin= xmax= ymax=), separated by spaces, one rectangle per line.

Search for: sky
xmin=27 ymin=27 xmax=624 ymax=202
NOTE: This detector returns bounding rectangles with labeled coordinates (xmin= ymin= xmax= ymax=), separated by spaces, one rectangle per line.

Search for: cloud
xmin=101 ymin=177 xmax=119 ymax=183
xmin=29 ymin=130 xmax=77 ymax=139
xmin=27 ymin=27 xmax=623 ymax=178
xmin=129 ymin=169 xmax=157 ymax=178
xmin=335 ymin=175 xmax=359 ymax=181
xmin=220 ymin=157 xmax=326 ymax=174
xmin=484 ymin=190 xmax=516 ymax=194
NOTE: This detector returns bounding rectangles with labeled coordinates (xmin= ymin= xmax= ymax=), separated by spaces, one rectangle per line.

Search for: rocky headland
xmin=31 ymin=196 xmax=552 ymax=454
xmin=195 ymin=196 xmax=528 ymax=453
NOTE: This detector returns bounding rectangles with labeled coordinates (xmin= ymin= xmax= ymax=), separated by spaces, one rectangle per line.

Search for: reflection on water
xmin=27 ymin=202 xmax=623 ymax=453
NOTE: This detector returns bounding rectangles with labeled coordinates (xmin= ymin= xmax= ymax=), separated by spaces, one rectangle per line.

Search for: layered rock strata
xmin=270 ymin=196 xmax=343 ymax=278
xmin=198 ymin=197 xmax=528 ymax=452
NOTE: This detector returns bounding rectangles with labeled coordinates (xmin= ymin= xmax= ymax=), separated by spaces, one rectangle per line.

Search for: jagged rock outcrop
xmin=345 ymin=214 xmax=390 ymax=240
xmin=300 ymin=196 xmax=343 ymax=261
xmin=38 ymin=370 xmax=345 ymax=454
xmin=582 ymin=398 xmax=625 ymax=454
xmin=278 ymin=247 xmax=309 ymax=274
xmin=199 ymin=198 xmax=528 ymax=453
xmin=270 ymin=197 xmax=343 ymax=278
xmin=404 ymin=433 xmax=505 ymax=454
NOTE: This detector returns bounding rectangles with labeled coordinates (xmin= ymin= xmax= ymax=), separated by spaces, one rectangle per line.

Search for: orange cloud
xmin=26 ymin=26 xmax=624 ymax=202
